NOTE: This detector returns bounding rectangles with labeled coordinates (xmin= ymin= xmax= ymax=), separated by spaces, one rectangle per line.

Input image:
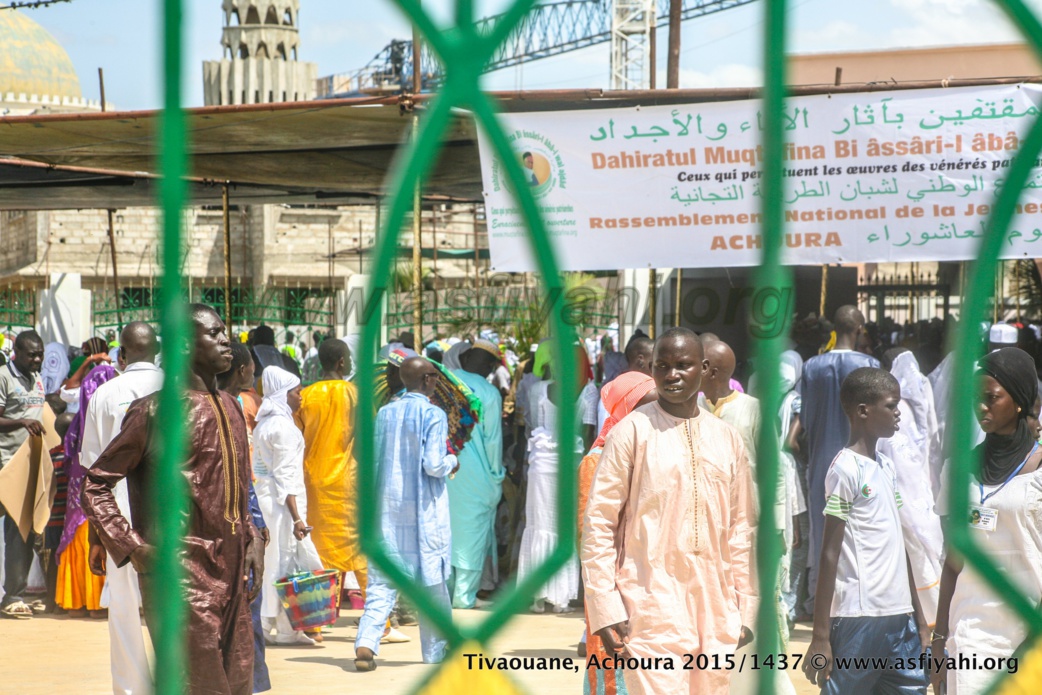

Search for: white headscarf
xmin=256 ymin=365 xmax=299 ymax=423
xmin=443 ymin=341 xmax=471 ymax=372
xmin=42 ymin=342 xmax=70 ymax=394
xmin=340 ymin=334 xmax=361 ymax=380
xmin=891 ymin=352 xmax=930 ymax=449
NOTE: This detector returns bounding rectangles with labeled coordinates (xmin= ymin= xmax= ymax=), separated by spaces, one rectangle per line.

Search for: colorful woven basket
xmin=275 ymin=569 xmax=341 ymax=631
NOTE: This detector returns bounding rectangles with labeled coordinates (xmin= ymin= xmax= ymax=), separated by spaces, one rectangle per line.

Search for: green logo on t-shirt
xmin=861 ymin=484 xmax=873 ymax=498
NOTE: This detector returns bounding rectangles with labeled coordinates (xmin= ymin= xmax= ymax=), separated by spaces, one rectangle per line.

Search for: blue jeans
xmin=783 ymin=511 xmax=811 ymax=621
xmin=825 ymin=613 xmax=928 ymax=695
xmin=355 ymin=566 xmax=450 ymax=664
xmin=250 ymin=585 xmax=270 ymax=693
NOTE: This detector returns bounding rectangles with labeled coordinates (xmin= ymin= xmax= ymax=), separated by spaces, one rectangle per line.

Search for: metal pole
xmin=412 ymin=15 xmax=422 ymax=94
xmin=432 ymin=207 xmax=438 ymax=276
xmin=1014 ymin=260 xmax=1021 ymax=323
xmin=411 ymin=150 xmax=422 ymax=343
xmin=411 ymin=18 xmax=423 ymax=344
xmin=222 ymin=183 xmax=232 ymax=327
xmin=960 ymin=261 xmax=967 ymax=319
xmin=432 ymin=206 xmax=439 ymax=336
xmin=647 ymin=0 xmax=679 ymax=339
xmin=106 ymin=209 xmax=123 ymax=329
xmin=328 ymin=221 xmax=335 ymax=331
xmin=909 ymin=263 xmax=915 ymax=324
xmin=473 ymin=205 xmax=480 ymax=288
xmin=474 ymin=205 xmax=481 ymax=330
xmin=996 ymin=261 xmax=1004 ymax=323
xmin=649 ymin=19 xmax=657 ymax=90
xmin=819 ymin=264 xmax=828 ymax=318
xmin=358 ymin=220 xmax=364 ymax=275
xmin=98 ymin=67 xmax=106 ymax=112
xmin=240 ymin=207 xmax=247 ymax=292
xmin=373 ymin=201 xmax=381 ymax=278
xmin=674 ymin=268 xmax=682 ymax=327
xmin=666 ymin=0 xmax=682 ymax=89
xmin=648 ymin=269 xmax=657 ymax=339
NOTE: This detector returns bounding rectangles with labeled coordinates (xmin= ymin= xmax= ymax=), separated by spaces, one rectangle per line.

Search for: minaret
xmin=203 ymin=0 xmax=317 ymax=105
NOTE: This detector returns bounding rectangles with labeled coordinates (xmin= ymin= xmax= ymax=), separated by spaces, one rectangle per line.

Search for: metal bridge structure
xmin=317 ymin=0 xmax=757 ymax=96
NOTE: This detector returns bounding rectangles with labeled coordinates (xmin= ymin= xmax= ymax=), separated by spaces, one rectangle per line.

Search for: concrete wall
xmin=0 ymin=203 xmax=486 ymax=292
xmin=0 ymin=210 xmax=38 ymax=275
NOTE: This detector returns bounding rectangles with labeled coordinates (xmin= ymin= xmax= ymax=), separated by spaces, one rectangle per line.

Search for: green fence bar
xmin=154 ymin=0 xmax=189 ymax=693
xmin=354 ymin=0 xmax=578 ymax=687
xmin=947 ymin=6 xmax=1042 ymax=692
xmin=751 ymin=0 xmax=791 ymax=693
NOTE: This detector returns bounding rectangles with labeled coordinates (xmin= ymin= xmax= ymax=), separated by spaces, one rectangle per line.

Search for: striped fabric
xmin=824 ymin=493 xmax=853 ymax=520
xmin=47 ymin=445 xmax=68 ymax=529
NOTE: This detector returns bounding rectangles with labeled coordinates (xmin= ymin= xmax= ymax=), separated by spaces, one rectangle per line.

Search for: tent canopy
xmin=0 ymin=157 xmax=384 ymax=209
xmin=0 ymin=96 xmax=481 ymax=209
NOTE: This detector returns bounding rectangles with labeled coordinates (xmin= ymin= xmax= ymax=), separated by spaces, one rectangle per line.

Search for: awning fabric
xmin=0 ymin=97 xmax=481 ymax=209
xmin=0 ymin=157 xmax=383 ymax=209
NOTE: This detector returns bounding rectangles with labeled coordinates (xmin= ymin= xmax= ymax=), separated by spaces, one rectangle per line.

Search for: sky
xmin=17 ymin=0 xmax=1042 ymax=111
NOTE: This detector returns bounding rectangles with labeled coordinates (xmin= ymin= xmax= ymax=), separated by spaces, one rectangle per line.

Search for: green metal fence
xmin=384 ymin=286 xmax=618 ymax=344
xmin=0 ymin=287 xmax=36 ymax=334
xmin=147 ymin=0 xmax=1042 ymax=693
xmin=947 ymin=4 xmax=1042 ymax=693
xmin=91 ymin=285 xmax=333 ymax=345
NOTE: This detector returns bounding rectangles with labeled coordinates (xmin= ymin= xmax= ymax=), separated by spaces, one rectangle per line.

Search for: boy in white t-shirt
xmin=803 ymin=367 xmax=929 ymax=694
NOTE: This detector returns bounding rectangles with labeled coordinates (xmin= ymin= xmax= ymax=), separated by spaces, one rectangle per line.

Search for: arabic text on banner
xmin=476 ymin=84 xmax=1042 ymax=271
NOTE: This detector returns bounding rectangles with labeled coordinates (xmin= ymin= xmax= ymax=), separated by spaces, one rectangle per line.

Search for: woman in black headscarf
xmin=975 ymin=347 xmax=1039 ymax=484
xmin=931 ymin=347 xmax=1042 ymax=695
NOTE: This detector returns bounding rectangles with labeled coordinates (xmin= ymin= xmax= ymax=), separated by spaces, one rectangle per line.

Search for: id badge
xmin=969 ymin=505 xmax=998 ymax=531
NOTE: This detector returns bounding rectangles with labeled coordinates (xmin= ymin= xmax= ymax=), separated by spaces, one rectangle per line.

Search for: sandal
xmin=27 ymin=599 xmax=47 ymax=614
xmin=354 ymin=657 xmax=377 ymax=672
xmin=355 ymin=647 xmax=377 ymax=672
xmin=1 ymin=601 xmax=33 ymax=620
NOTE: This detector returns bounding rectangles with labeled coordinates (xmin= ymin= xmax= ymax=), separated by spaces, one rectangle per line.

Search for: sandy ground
xmin=0 ymin=604 xmax=819 ymax=694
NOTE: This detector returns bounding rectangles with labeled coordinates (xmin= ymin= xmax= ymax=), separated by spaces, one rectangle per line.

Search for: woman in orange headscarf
xmin=577 ymin=371 xmax=656 ymax=695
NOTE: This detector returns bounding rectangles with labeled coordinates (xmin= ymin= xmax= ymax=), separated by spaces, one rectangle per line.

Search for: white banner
xmin=477 ymin=83 xmax=1042 ymax=271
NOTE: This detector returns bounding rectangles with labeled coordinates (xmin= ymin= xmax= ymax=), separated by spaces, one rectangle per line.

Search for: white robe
xmin=517 ymin=421 xmax=581 ymax=609
xmin=879 ymin=352 xmax=944 ymax=624
xmin=583 ymin=402 xmax=758 ymax=695
xmin=252 ymin=413 xmax=323 ymax=634
xmin=937 ymin=466 xmax=1042 ymax=694
xmin=81 ymin=362 xmax=163 ymax=695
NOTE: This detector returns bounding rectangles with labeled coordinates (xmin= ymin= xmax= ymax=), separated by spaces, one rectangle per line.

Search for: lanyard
xmin=980 ymin=442 xmax=1038 ymax=505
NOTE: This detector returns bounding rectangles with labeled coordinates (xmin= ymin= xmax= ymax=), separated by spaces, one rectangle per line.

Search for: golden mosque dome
xmin=0 ymin=9 xmax=81 ymax=100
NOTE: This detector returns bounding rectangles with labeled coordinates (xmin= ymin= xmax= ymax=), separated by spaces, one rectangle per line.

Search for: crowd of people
xmin=0 ymin=303 xmax=1039 ymax=695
